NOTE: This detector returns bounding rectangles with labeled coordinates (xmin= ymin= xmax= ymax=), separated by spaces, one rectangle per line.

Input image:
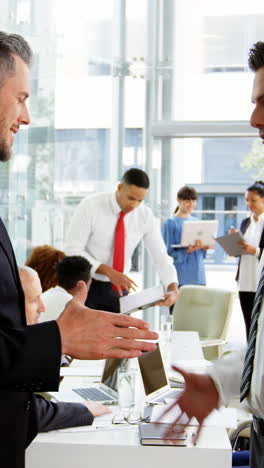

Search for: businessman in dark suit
xmin=0 ymin=32 xmax=158 ymax=468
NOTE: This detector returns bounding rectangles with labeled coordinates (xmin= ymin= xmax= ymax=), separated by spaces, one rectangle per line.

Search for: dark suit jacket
xmin=236 ymin=217 xmax=264 ymax=282
xmin=35 ymin=394 xmax=93 ymax=432
xmin=0 ymin=219 xmax=61 ymax=468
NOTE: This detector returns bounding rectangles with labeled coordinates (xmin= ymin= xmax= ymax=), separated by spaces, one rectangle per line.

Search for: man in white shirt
xmin=65 ymin=168 xmax=178 ymax=312
xmin=161 ymin=41 xmax=264 ymax=468
xmin=41 ymin=255 xmax=92 ymax=322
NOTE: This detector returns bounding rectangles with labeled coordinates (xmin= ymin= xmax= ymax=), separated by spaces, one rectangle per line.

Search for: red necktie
xmin=112 ymin=211 xmax=125 ymax=292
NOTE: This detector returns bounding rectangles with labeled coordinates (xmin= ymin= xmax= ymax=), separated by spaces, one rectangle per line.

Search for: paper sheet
xmin=119 ymin=285 xmax=164 ymax=314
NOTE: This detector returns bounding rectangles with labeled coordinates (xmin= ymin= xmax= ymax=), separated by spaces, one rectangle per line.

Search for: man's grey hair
xmin=19 ymin=265 xmax=38 ymax=282
xmin=0 ymin=31 xmax=32 ymax=87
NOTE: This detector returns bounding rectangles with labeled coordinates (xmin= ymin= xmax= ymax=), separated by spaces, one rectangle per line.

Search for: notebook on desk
xmin=139 ymin=423 xmax=187 ymax=446
xmin=50 ymin=358 xmax=126 ymax=404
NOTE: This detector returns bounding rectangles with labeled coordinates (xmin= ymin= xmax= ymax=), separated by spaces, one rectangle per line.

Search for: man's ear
xmin=117 ymin=183 xmax=123 ymax=193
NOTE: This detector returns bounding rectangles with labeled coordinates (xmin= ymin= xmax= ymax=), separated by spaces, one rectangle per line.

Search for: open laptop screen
xmin=138 ymin=345 xmax=168 ymax=396
xmin=101 ymin=358 xmax=127 ymax=392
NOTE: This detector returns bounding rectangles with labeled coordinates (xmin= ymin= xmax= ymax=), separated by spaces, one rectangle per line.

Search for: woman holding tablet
xmin=231 ymin=180 xmax=264 ymax=338
xmin=162 ymin=186 xmax=207 ymax=288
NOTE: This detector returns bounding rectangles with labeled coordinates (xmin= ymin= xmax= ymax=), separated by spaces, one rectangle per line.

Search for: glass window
xmin=169 ymin=0 xmax=264 ymax=121
xmin=224 ymin=196 xmax=238 ymax=233
xmin=202 ymin=196 xmax=215 ymax=220
xmin=0 ymin=0 xmax=261 ymax=276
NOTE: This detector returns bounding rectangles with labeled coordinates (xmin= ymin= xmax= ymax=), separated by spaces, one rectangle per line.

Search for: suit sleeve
xmin=0 ymin=321 xmax=61 ymax=392
xmin=34 ymin=394 xmax=94 ymax=432
xmin=235 ymin=217 xmax=249 ymax=282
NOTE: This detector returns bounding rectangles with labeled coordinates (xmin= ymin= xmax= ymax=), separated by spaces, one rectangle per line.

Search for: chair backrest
xmin=172 ymin=285 xmax=235 ymax=340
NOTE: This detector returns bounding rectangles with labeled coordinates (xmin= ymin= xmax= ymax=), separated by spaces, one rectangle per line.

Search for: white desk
xmin=26 ymin=341 xmax=232 ymax=468
xmin=26 ymin=425 xmax=231 ymax=468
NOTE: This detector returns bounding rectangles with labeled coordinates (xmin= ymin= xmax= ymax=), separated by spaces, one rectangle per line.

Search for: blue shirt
xmin=162 ymin=215 xmax=206 ymax=286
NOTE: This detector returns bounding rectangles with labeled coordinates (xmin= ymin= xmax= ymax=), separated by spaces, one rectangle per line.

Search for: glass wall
xmin=156 ymin=0 xmax=264 ymax=269
xmin=0 ymin=0 xmax=57 ymax=264
xmin=1 ymin=0 xmax=264 ymax=278
xmin=1 ymin=1 xmax=150 ymax=271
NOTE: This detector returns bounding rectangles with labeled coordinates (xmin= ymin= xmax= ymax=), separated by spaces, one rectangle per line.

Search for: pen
xmin=95 ymin=424 xmax=133 ymax=430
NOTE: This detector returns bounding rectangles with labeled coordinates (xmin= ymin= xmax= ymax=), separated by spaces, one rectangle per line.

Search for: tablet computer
xmin=215 ymin=231 xmax=245 ymax=257
xmin=172 ymin=220 xmax=218 ymax=247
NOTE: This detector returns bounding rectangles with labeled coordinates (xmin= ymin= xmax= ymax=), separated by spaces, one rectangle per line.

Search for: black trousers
xmin=251 ymin=417 xmax=264 ymax=468
xmin=239 ymin=291 xmax=256 ymax=339
xmin=86 ymin=279 xmax=127 ymax=313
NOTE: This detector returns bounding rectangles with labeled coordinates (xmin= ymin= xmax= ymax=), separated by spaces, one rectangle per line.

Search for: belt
xmin=253 ymin=416 xmax=264 ymax=436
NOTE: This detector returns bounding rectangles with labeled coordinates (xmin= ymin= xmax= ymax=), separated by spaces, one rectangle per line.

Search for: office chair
xmin=230 ymin=421 xmax=251 ymax=467
xmin=172 ymin=285 xmax=235 ymax=360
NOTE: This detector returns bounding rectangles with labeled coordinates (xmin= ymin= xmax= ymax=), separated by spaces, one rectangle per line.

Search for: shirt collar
xmin=250 ymin=212 xmax=264 ymax=223
xmin=110 ymin=192 xmax=122 ymax=215
xmin=54 ymin=285 xmax=72 ymax=296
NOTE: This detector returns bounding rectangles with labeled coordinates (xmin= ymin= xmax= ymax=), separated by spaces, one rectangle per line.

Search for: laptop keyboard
xmin=73 ymin=387 xmax=115 ymax=401
xmin=154 ymin=389 xmax=181 ymax=403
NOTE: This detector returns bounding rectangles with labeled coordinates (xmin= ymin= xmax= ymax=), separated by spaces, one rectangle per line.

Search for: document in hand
xmin=119 ymin=285 xmax=164 ymax=314
xmin=215 ymin=231 xmax=245 ymax=257
xmin=139 ymin=423 xmax=187 ymax=446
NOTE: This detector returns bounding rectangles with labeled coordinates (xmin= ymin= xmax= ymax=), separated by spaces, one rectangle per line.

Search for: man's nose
xmin=19 ymin=103 xmax=31 ymax=125
xmin=250 ymin=106 xmax=262 ymax=129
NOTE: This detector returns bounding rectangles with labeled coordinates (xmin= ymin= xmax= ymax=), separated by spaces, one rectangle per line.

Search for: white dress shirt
xmin=208 ymin=293 xmax=264 ymax=418
xmin=238 ymin=213 xmax=264 ymax=292
xmin=41 ymin=286 xmax=72 ymax=322
xmin=64 ymin=192 xmax=177 ymax=289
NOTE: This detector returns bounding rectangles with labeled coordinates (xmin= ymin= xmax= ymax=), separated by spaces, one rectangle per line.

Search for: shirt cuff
xmin=206 ymin=346 xmax=246 ymax=407
xmin=90 ymin=260 xmax=101 ymax=276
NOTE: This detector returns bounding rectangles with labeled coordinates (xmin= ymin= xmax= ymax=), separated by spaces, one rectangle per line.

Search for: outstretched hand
xmin=160 ymin=366 xmax=219 ymax=443
xmin=56 ymin=281 xmax=158 ymax=360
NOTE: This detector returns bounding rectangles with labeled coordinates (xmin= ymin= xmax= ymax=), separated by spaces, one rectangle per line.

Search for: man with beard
xmin=0 ymin=32 xmax=158 ymax=468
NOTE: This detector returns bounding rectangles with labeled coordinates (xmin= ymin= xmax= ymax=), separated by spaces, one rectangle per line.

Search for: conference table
xmin=26 ymin=423 xmax=231 ymax=468
xmin=25 ymin=332 xmax=232 ymax=467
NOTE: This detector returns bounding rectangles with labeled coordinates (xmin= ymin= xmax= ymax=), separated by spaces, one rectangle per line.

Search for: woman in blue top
xmin=162 ymin=186 xmax=207 ymax=287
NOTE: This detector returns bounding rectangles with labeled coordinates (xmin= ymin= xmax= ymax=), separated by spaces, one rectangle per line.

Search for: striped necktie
xmin=240 ymin=265 xmax=264 ymax=401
